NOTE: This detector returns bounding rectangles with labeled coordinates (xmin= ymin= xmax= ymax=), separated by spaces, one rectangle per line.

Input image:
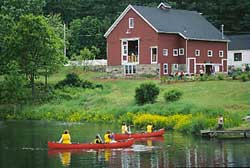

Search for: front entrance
xmin=205 ymin=65 xmax=212 ymax=75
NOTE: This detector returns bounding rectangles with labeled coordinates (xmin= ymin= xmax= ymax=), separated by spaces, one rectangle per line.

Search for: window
xmin=219 ymin=50 xmax=224 ymax=57
xmin=179 ymin=48 xmax=184 ymax=55
xmin=234 ymin=53 xmax=242 ymax=61
xmin=129 ymin=18 xmax=134 ymax=28
xmin=195 ymin=49 xmax=200 ymax=56
xmin=125 ymin=65 xmax=136 ymax=75
xmin=208 ymin=50 xmax=213 ymax=57
xmin=151 ymin=47 xmax=157 ymax=63
xmin=163 ymin=64 xmax=168 ymax=74
xmin=173 ymin=49 xmax=178 ymax=56
xmin=163 ymin=49 xmax=168 ymax=56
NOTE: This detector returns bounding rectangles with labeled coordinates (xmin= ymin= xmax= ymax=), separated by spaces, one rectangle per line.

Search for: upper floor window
xmin=195 ymin=49 xmax=200 ymax=56
xmin=163 ymin=49 xmax=168 ymax=56
xmin=234 ymin=53 xmax=242 ymax=61
xmin=219 ymin=50 xmax=224 ymax=57
xmin=179 ymin=48 xmax=184 ymax=55
xmin=173 ymin=49 xmax=178 ymax=56
xmin=208 ymin=50 xmax=213 ymax=57
xmin=129 ymin=18 xmax=134 ymax=28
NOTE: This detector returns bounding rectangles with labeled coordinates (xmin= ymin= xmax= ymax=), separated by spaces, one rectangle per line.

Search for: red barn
xmin=104 ymin=2 xmax=229 ymax=77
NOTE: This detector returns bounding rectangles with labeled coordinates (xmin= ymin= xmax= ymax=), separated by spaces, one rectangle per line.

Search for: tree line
xmin=0 ymin=0 xmax=250 ymax=102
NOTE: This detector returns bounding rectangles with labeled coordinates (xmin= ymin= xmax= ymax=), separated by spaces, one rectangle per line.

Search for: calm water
xmin=0 ymin=120 xmax=250 ymax=168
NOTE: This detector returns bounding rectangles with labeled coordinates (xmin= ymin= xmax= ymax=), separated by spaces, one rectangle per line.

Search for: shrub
xmin=164 ymin=89 xmax=183 ymax=102
xmin=135 ymin=83 xmax=160 ymax=105
xmin=55 ymin=73 xmax=82 ymax=88
xmin=217 ymin=74 xmax=224 ymax=80
xmin=241 ymin=73 xmax=248 ymax=82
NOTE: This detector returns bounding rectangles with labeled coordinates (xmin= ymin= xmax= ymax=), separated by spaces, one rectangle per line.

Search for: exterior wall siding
xmin=228 ymin=49 xmax=250 ymax=68
xmin=106 ymin=9 xmax=158 ymax=66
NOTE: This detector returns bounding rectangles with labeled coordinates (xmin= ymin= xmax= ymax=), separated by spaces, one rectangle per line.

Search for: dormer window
xmin=157 ymin=2 xmax=171 ymax=10
xmin=129 ymin=18 xmax=134 ymax=29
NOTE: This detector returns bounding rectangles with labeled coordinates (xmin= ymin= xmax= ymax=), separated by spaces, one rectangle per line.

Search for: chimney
xmin=157 ymin=2 xmax=171 ymax=10
xmin=221 ymin=24 xmax=224 ymax=39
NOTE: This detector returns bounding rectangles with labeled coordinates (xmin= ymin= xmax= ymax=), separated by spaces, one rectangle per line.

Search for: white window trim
xmin=163 ymin=63 xmax=168 ymax=74
xmin=179 ymin=48 xmax=184 ymax=55
xmin=163 ymin=49 xmax=168 ymax=56
xmin=124 ymin=64 xmax=136 ymax=75
xmin=195 ymin=49 xmax=200 ymax=56
xmin=219 ymin=50 xmax=224 ymax=57
xmin=151 ymin=46 xmax=158 ymax=64
xmin=129 ymin=18 xmax=134 ymax=29
xmin=208 ymin=50 xmax=213 ymax=57
xmin=173 ymin=49 xmax=178 ymax=56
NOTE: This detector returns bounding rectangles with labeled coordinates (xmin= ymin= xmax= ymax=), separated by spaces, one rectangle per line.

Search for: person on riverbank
xmin=147 ymin=123 xmax=153 ymax=133
xmin=121 ymin=122 xmax=129 ymax=134
xmin=217 ymin=115 xmax=224 ymax=130
xmin=58 ymin=130 xmax=71 ymax=144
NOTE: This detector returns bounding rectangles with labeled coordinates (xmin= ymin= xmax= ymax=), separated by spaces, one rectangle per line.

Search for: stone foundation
xmin=106 ymin=64 xmax=160 ymax=77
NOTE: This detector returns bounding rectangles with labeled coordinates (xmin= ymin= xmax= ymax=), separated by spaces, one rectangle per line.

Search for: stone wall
xmin=106 ymin=64 xmax=160 ymax=77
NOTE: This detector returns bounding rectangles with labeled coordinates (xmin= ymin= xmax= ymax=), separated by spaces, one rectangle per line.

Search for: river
xmin=0 ymin=120 xmax=250 ymax=167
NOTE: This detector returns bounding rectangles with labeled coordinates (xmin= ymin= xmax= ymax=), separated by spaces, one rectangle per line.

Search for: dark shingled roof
xmin=228 ymin=34 xmax=250 ymax=50
xmin=132 ymin=5 xmax=227 ymax=41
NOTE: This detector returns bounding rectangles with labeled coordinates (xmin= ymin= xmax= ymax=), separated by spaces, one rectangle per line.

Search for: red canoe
xmin=113 ymin=129 xmax=165 ymax=140
xmin=48 ymin=139 xmax=134 ymax=149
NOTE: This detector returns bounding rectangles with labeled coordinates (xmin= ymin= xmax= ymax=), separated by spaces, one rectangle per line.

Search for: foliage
xmin=164 ymin=89 xmax=183 ymax=102
xmin=0 ymin=0 xmax=46 ymax=19
xmin=55 ymin=72 xmax=102 ymax=89
xmin=217 ymin=74 xmax=225 ymax=80
xmin=0 ymin=61 xmax=26 ymax=103
xmin=6 ymin=14 xmax=65 ymax=97
xmin=135 ymin=83 xmax=160 ymax=105
xmin=240 ymin=73 xmax=248 ymax=82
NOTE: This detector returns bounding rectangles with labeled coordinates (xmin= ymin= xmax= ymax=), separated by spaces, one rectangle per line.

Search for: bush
xmin=55 ymin=73 xmax=82 ymax=88
xmin=241 ymin=73 xmax=248 ymax=82
xmin=164 ymin=89 xmax=183 ymax=102
xmin=135 ymin=83 xmax=159 ymax=105
xmin=217 ymin=74 xmax=224 ymax=80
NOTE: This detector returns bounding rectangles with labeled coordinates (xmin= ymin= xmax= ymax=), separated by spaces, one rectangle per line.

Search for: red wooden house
xmin=104 ymin=2 xmax=229 ymax=77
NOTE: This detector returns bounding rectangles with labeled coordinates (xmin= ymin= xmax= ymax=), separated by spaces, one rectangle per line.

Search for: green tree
xmin=79 ymin=47 xmax=95 ymax=71
xmin=8 ymin=14 xmax=65 ymax=98
xmin=0 ymin=14 xmax=15 ymax=74
xmin=0 ymin=0 xmax=46 ymax=19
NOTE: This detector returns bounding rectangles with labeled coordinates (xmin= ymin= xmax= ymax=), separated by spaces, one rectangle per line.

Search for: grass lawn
xmin=30 ymin=67 xmax=250 ymax=118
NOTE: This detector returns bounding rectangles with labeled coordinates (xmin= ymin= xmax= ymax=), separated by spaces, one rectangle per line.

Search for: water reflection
xmin=1 ymin=121 xmax=250 ymax=167
xmin=59 ymin=152 xmax=71 ymax=166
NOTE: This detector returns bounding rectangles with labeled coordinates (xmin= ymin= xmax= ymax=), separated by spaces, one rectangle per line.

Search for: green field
xmin=2 ymin=67 xmax=250 ymax=133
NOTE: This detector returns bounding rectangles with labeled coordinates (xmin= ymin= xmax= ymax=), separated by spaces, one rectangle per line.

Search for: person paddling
xmin=58 ymin=130 xmax=71 ymax=144
xmin=147 ymin=123 xmax=153 ymax=133
xmin=104 ymin=130 xmax=112 ymax=143
xmin=94 ymin=135 xmax=102 ymax=144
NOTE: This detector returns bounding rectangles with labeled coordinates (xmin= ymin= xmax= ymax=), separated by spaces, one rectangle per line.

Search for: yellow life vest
xmin=147 ymin=125 xmax=153 ymax=133
xmin=104 ymin=133 xmax=111 ymax=143
xmin=94 ymin=138 xmax=101 ymax=144
xmin=62 ymin=133 xmax=71 ymax=144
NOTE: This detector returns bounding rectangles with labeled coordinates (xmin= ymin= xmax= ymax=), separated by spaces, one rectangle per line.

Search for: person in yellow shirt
xmin=104 ymin=130 xmax=112 ymax=143
xmin=147 ymin=123 xmax=153 ymax=133
xmin=121 ymin=122 xmax=129 ymax=134
xmin=58 ymin=130 xmax=71 ymax=144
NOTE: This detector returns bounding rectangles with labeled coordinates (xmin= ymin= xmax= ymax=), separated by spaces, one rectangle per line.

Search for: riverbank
xmin=1 ymin=67 xmax=250 ymax=134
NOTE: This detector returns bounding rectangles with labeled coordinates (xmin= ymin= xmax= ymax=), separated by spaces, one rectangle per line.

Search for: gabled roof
xmin=228 ymin=34 xmax=250 ymax=50
xmin=104 ymin=4 xmax=229 ymax=42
